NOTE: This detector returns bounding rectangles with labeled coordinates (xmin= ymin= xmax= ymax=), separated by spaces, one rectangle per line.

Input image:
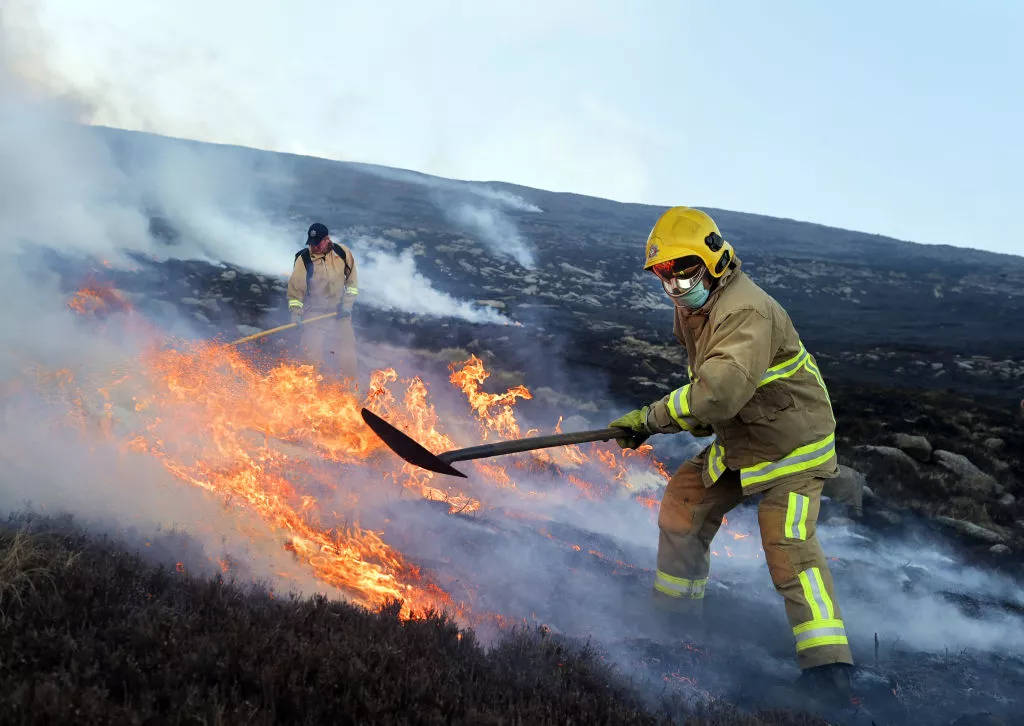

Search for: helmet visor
xmin=650 ymin=257 xmax=706 ymax=296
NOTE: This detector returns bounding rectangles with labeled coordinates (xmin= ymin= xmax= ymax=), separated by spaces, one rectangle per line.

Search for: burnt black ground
xmin=371 ymin=495 xmax=1024 ymax=726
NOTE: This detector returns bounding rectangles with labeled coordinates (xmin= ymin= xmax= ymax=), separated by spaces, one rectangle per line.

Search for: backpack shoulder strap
xmin=331 ymin=242 xmax=353 ymax=279
xmin=295 ymin=247 xmax=313 ymax=286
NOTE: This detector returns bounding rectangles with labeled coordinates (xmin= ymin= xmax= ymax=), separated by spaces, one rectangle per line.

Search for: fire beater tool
xmin=227 ymin=311 xmax=339 ymax=346
xmin=360 ymin=407 xmax=631 ymax=478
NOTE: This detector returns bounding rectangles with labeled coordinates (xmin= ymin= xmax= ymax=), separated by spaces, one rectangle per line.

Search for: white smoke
xmin=0 ymin=60 xmax=289 ymax=275
xmin=0 ymin=8 xmax=511 ymax=582
xmin=688 ymin=503 xmax=1024 ymax=657
xmin=463 ymin=186 xmax=543 ymax=213
xmin=367 ymin=447 xmax=1024 ymax=725
xmin=0 ymin=41 xmax=510 ymax=329
xmin=358 ymin=165 xmax=542 ymax=268
xmin=347 ymin=239 xmax=513 ymax=325
xmin=114 ymin=134 xmax=299 ymax=276
xmin=358 ymin=395 xmax=1024 ymax=717
xmin=444 ymin=202 xmax=536 ymax=269
xmin=0 ymin=83 xmax=143 ymax=265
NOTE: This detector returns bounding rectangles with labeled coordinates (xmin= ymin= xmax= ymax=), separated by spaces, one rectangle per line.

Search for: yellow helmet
xmin=643 ymin=207 xmax=735 ymax=278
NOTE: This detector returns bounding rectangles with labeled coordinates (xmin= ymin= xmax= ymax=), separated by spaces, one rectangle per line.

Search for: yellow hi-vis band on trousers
xmin=785 ymin=492 xmax=810 ymax=540
xmin=288 ymin=299 xmax=304 ymax=309
xmin=794 ymin=618 xmax=849 ymax=652
xmin=654 ymin=570 xmax=707 ymax=599
xmin=793 ymin=566 xmax=848 ymax=652
xmin=799 ymin=567 xmax=834 ymax=619
xmin=345 ymin=286 xmax=359 ymax=295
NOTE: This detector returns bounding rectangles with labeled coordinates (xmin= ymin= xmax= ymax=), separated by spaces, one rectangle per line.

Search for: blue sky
xmin=11 ymin=0 xmax=1024 ymax=256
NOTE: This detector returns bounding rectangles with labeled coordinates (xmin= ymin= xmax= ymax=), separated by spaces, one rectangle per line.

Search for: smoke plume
xmin=346 ymin=237 xmax=513 ymax=324
xmin=0 ymin=57 xmax=503 ymax=328
xmin=0 ymin=7 xmax=515 ymax=590
xmin=359 ymin=165 xmax=542 ymax=268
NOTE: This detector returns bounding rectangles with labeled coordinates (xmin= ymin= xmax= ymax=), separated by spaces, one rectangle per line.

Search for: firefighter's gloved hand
xmin=609 ymin=406 xmax=651 ymax=450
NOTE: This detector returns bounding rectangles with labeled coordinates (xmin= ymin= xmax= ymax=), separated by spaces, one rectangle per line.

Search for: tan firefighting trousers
xmin=655 ymin=449 xmax=854 ymax=670
xmin=299 ymin=313 xmax=359 ymax=386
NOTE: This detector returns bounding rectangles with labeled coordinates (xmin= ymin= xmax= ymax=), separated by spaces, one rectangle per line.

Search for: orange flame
xmin=66 ymin=279 xmax=132 ymax=317
xmin=38 ymin=295 xmax=682 ymax=622
xmin=449 ymin=354 xmax=531 ymax=440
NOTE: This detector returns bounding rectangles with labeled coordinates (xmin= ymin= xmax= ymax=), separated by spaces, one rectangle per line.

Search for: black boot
xmin=763 ymin=663 xmax=864 ymax=716
xmin=650 ymin=590 xmax=705 ymax=638
xmin=794 ymin=662 xmax=853 ymax=699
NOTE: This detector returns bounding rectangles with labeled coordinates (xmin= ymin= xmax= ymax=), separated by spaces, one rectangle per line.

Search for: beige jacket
xmin=287 ymin=242 xmax=359 ymax=316
xmin=647 ymin=257 xmax=838 ymax=495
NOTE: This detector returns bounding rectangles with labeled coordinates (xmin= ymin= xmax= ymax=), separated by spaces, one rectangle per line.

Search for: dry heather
xmin=0 ymin=513 xmax=828 ymax=726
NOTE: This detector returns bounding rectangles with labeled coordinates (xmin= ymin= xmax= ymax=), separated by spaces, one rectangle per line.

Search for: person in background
xmin=286 ymin=222 xmax=360 ymax=387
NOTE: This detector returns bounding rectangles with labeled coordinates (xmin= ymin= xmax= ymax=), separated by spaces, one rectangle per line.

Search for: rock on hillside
xmin=831 ymin=399 xmax=1023 ymax=558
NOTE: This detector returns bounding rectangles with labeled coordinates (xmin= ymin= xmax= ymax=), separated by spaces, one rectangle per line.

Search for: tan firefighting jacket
xmin=647 ymin=256 xmax=838 ymax=496
xmin=287 ymin=242 xmax=359 ymax=316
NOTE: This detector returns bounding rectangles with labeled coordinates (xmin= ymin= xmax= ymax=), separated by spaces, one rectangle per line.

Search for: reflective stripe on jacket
xmin=286 ymin=243 xmax=359 ymax=315
xmin=648 ymin=256 xmax=838 ymax=496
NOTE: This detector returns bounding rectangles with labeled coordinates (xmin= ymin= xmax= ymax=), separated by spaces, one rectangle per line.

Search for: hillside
xmin=78 ymin=126 xmax=1024 ymax=554
xmin=5 ymin=125 xmax=1023 ymax=726
xmin=94 ymin=124 xmax=1024 ymax=405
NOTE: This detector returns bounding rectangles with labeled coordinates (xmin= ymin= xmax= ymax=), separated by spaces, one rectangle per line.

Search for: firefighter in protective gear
xmin=287 ymin=222 xmax=360 ymax=385
xmin=609 ymin=206 xmax=855 ymax=697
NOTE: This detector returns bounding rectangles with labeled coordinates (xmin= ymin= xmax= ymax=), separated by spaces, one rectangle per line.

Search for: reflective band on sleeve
xmin=707 ymin=440 xmax=727 ymax=482
xmin=691 ymin=340 xmax=835 ymax=489
xmin=345 ymin=286 xmax=359 ymax=295
xmin=793 ymin=617 xmax=849 ymax=652
xmin=804 ymin=357 xmax=829 ymax=396
xmin=759 ymin=344 xmax=811 ymax=387
xmin=666 ymin=383 xmax=704 ymax=433
xmin=288 ymin=299 xmax=304 ymax=309
xmin=758 ymin=342 xmax=832 ymax=403
xmin=797 ymin=567 xmax=834 ymax=621
xmin=785 ymin=492 xmax=810 ymax=540
xmin=654 ymin=570 xmax=707 ymax=599
xmin=739 ymin=433 xmax=836 ymax=489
